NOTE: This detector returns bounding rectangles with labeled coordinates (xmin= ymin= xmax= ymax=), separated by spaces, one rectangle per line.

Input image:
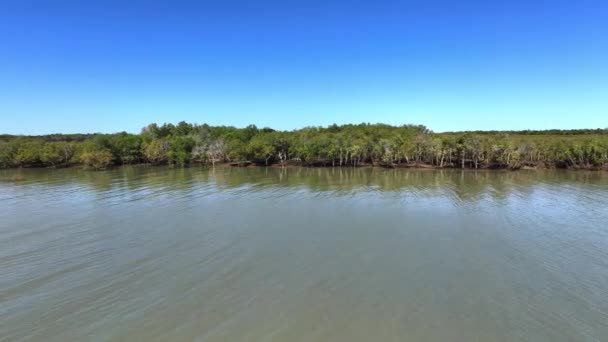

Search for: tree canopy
xmin=1 ymin=122 xmax=607 ymax=170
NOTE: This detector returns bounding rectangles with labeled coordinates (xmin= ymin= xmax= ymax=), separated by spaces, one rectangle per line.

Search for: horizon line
xmin=2 ymin=122 xmax=608 ymax=137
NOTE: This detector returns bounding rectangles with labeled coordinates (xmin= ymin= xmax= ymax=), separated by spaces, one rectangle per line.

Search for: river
xmin=1 ymin=166 xmax=607 ymax=341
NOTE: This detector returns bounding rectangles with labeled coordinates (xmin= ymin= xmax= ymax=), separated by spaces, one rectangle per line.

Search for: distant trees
xmin=110 ymin=133 xmax=143 ymax=164
xmin=144 ymin=139 xmax=170 ymax=165
xmin=167 ymin=136 xmax=194 ymax=166
xmin=40 ymin=142 xmax=74 ymax=166
xmin=14 ymin=141 xmax=44 ymax=167
xmin=80 ymin=150 xmax=113 ymax=170
xmin=0 ymin=122 xmax=607 ymax=170
xmin=78 ymin=139 xmax=113 ymax=170
xmin=0 ymin=142 xmax=12 ymax=168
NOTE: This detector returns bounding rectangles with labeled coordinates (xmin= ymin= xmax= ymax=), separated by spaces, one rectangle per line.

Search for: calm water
xmin=1 ymin=166 xmax=608 ymax=342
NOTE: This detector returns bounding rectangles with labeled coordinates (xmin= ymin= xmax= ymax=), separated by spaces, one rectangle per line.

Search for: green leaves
xmin=80 ymin=150 xmax=113 ymax=170
xmin=1 ymin=123 xmax=607 ymax=170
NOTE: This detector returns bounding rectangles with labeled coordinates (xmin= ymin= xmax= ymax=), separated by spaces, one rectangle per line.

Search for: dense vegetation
xmin=1 ymin=122 xmax=607 ymax=170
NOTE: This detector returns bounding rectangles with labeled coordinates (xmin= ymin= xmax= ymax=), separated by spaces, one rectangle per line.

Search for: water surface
xmin=1 ymin=167 xmax=608 ymax=341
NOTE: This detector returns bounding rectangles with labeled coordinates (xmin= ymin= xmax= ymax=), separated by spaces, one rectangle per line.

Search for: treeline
xmin=1 ymin=122 xmax=607 ymax=170
xmin=442 ymin=129 xmax=608 ymax=136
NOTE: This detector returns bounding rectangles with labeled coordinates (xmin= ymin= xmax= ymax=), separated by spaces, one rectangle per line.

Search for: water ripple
xmin=1 ymin=167 xmax=607 ymax=341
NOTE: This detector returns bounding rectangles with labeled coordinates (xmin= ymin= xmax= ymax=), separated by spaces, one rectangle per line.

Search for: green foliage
xmin=109 ymin=133 xmax=142 ymax=164
xmin=40 ymin=142 xmax=74 ymax=166
xmin=1 ymin=123 xmax=607 ymax=170
xmin=14 ymin=141 xmax=44 ymax=167
xmin=144 ymin=139 xmax=170 ymax=165
xmin=80 ymin=150 xmax=113 ymax=170
xmin=248 ymin=134 xmax=276 ymax=165
xmin=0 ymin=141 xmax=17 ymax=168
xmin=167 ymin=136 xmax=194 ymax=166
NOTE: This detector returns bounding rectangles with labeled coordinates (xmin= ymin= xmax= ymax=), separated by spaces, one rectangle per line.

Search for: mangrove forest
xmin=1 ymin=122 xmax=607 ymax=170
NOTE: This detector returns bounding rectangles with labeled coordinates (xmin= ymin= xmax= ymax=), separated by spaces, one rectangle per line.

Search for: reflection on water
xmin=1 ymin=166 xmax=608 ymax=341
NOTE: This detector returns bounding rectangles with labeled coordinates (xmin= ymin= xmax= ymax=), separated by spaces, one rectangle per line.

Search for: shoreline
xmin=2 ymin=161 xmax=607 ymax=172
xmin=3 ymin=123 xmax=607 ymax=172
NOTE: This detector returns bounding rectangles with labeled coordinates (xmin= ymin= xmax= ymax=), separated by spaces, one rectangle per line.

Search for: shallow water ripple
xmin=1 ymin=167 xmax=607 ymax=341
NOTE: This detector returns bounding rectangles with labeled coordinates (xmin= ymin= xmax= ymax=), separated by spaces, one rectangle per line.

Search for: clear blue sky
xmin=1 ymin=0 xmax=607 ymax=135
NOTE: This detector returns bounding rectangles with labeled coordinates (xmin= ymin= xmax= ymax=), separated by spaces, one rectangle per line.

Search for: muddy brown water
xmin=1 ymin=166 xmax=608 ymax=341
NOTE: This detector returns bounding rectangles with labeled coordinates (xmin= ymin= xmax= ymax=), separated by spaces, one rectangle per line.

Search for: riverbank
xmin=2 ymin=123 xmax=607 ymax=172
xmin=2 ymin=160 xmax=607 ymax=172
xmin=229 ymin=160 xmax=608 ymax=171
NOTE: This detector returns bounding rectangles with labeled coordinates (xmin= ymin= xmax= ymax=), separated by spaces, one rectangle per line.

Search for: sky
xmin=1 ymin=0 xmax=607 ymax=135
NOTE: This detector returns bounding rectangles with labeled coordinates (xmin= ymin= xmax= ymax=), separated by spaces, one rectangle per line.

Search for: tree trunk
xmin=461 ymin=150 xmax=465 ymax=169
